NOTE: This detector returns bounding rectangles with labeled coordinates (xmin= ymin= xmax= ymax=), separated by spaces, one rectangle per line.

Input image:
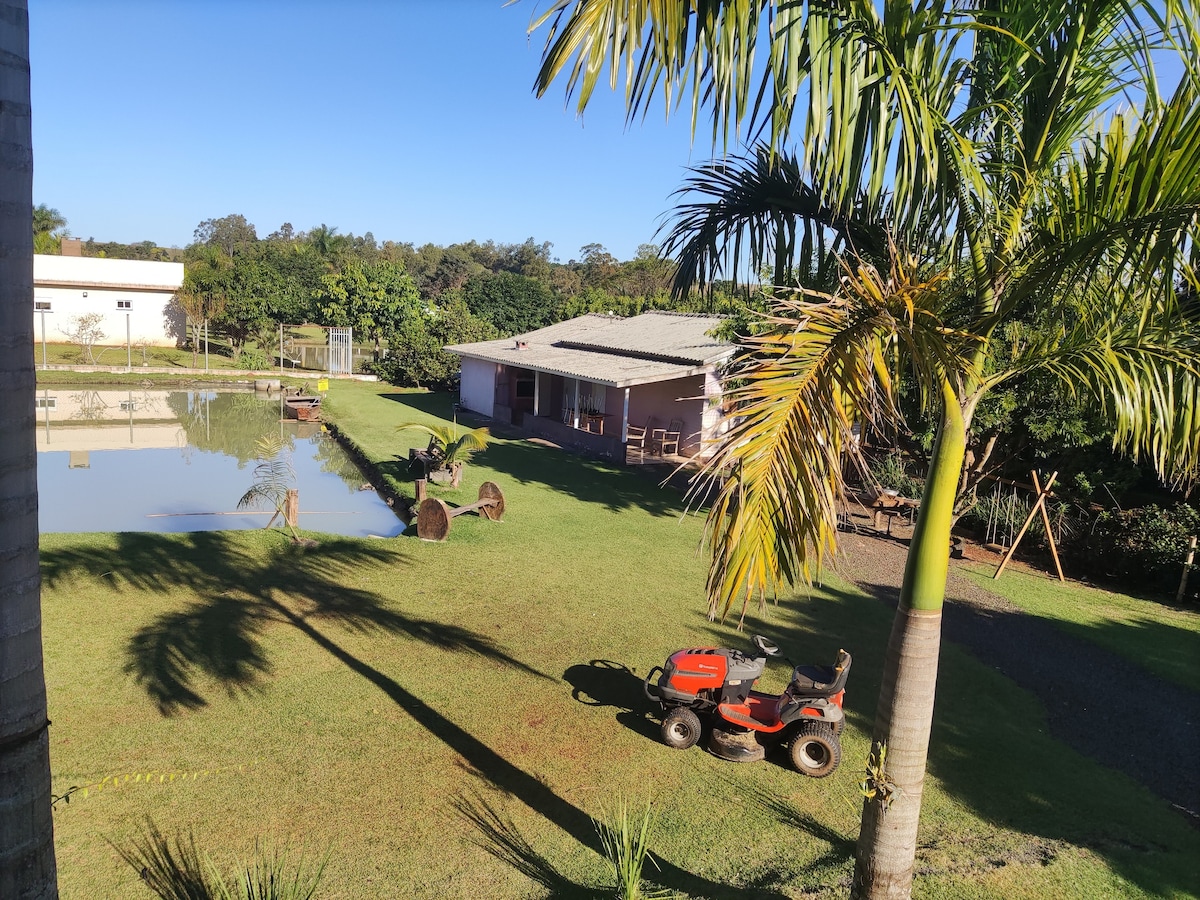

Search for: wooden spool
xmin=415 ymin=482 xmax=506 ymax=541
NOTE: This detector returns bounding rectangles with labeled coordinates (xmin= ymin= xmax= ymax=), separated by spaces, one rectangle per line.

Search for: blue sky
xmin=30 ymin=1 xmax=705 ymax=262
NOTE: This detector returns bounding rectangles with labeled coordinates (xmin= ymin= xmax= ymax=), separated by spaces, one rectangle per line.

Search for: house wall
xmin=459 ymin=357 xmax=498 ymax=418
xmin=33 ymin=255 xmax=185 ymax=347
xmin=627 ymin=375 xmax=707 ymax=455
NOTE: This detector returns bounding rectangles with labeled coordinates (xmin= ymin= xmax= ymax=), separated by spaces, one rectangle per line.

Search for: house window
xmin=34 ymin=300 xmax=51 ymax=311
xmin=515 ymin=378 xmax=535 ymax=400
xmin=117 ymin=300 xmax=132 ymax=309
xmin=35 ymin=396 xmax=56 ymax=410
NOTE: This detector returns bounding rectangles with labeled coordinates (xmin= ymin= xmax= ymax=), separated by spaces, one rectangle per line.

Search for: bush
xmin=866 ymin=450 xmax=924 ymax=499
xmin=369 ymin=298 xmax=498 ymax=389
xmin=1082 ymin=503 xmax=1200 ymax=594
xmin=236 ymin=348 xmax=271 ymax=370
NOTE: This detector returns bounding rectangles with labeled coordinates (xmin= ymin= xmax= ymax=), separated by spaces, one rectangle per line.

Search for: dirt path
xmin=832 ymin=525 xmax=1200 ymax=822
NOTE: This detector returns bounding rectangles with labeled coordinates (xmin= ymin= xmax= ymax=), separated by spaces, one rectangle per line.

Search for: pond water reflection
xmin=36 ymin=388 xmax=404 ymax=537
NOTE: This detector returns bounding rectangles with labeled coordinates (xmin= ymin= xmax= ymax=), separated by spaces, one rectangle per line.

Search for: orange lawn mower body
xmin=644 ymin=636 xmax=852 ymax=776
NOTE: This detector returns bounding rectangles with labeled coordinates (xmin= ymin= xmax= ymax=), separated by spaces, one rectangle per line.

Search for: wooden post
xmin=415 ymin=478 xmax=427 ymax=503
xmin=1177 ymin=536 xmax=1197 ymax=604
xmin=994 ymin=471 xmax=1057 ymax=580
xmin=284 ymin=489 xmax=299 ymax=528
xmin=1032 ymin=471 xmax=1065 ymax=582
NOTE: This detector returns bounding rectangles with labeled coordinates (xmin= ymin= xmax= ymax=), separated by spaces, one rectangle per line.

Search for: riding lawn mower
xmin=644 ymin=635 xmax=852 ymax=777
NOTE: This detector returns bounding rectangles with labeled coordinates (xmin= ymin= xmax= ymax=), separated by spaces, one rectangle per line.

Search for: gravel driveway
xmin=832 ymin=525 xmax=1200 ymax=822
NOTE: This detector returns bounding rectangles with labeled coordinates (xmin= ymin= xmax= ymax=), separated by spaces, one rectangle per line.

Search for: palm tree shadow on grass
xmin=455 ymin=792 xmax=606 ymax=899
xmin=42 ymin=532 xmax=784 ymax=899
xmin=42 ymin=532 xmax=544 ymax=715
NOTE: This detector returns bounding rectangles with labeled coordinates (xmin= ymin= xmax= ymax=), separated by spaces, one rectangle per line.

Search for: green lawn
xmin=34 ymin=341 xmax=245 ymax=370
xmin=41 ymin=381 xmax=1200 ymax=899
xmin=959 ymin=561 xmax=1200 ymax=693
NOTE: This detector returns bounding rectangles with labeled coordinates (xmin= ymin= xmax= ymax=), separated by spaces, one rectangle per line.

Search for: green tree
xmin=372 ymin=296 xmax=499 ymax=389
xmin=461 ymin=270 xmax=557 ymax=335
xmin=304 ymin=223 xmax=350 ymax=268
xmin=194 ymin=213 xmax=257 ymax=257
xmin=32 ymin=202 xmax=66 ymax=253
xmin=314 ymin=259 xmax=421 ymax=357
xmin=1 ymin=3 xmax=58 ymax=896
xmin=534 ymin=3 xmax=1200 ymax=898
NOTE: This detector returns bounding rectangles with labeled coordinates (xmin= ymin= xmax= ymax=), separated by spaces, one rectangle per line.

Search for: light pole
xmin=38 ymin=308 xmax=49 ymax=370
xmin=117 ymin=299 xmax=131 ymax=372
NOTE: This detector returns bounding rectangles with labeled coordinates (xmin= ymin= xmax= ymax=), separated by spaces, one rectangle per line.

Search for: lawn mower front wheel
xmin=790 ymin=722 xmax=841 ymax=777
xmin=661 ymin=707 xmax=702 ymax=750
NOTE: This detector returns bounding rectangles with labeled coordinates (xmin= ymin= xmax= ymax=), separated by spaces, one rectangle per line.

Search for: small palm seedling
xmin=238 ymin=434 xmax=301 ymax=541
xmin=398 ymin=421 xmax=490 ymax=488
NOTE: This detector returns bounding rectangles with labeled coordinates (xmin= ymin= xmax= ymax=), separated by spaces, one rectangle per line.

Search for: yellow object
xmin=317 ymin=378 xmax=329 ymax=392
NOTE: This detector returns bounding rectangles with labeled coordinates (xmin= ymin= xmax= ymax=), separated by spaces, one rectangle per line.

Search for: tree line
xmin=40 ymin=209 xmax=747 ymax=386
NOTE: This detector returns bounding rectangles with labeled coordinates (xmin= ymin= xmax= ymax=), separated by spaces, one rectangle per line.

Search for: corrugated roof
xmin=445 ymin=311 xmax=735 ymax=388
xmin=560 ymin=311 xmax=730 ymax=364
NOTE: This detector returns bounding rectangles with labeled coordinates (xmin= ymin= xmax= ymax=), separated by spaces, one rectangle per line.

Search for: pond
xmin=35 ymin=387 xmax=405 ymax=537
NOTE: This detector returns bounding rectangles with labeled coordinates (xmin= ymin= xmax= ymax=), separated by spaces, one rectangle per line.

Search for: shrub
xmin=236 ymin=348 xmax=271 ymax=370
xmin=1082 ymin=503 xmax=1200 ymax=594
xmin=866 ymin=450 xmax=924 ymax=500
xmin=370 ymin=299 xmax=498 ymax=389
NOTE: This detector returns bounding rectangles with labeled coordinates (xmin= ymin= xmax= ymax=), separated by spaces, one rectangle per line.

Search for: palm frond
xmin=661 ymin=145 xmax=891 ymax=296
xmin=237 ymin=435 xmax=295 ymax=513
xmin=397 ymin=422 xmax=490 ymax=465
xmin=690 ymin=251 xmax=978 ymax=621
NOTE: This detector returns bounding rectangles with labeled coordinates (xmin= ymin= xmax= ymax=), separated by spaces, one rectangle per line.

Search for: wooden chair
xmin=653 ymin=418 xmax=683 ymax=456
xmin=625 ymin=420 xmax=650 ymax=462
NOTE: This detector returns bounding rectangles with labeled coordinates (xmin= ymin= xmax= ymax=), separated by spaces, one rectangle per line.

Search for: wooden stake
xmin=994 ymin=471 xmax=1058 ymax=580
xmin=1177 ymin=536 xmax=1197 ymax=604
xmin=284 ymin=489 xmax=299 ymax=528
xmin=1032 ymin=471 xmax=1065 ymax=582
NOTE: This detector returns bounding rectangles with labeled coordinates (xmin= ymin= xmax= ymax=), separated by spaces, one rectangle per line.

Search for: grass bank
xmin=42 ymin=380 xmax=1200 ymax=898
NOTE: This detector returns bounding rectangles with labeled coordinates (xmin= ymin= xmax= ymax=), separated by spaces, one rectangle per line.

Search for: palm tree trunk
xmin=851 ymin=385 xmax=967 ymax=900
xmin=0 ymin=3 xmax=57 ymax=896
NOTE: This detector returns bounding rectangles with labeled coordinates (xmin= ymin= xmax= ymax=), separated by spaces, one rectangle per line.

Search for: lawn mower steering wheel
xmin=752 ymin=635 xmax=780 ymax=656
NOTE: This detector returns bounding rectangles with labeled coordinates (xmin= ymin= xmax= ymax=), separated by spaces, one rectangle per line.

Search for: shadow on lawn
xmin=455 ymin=792 xmax=606 ymax=899
xmin=721 ymin=584 xmax=1200 ymax=898
xmin=562 ymin=659 xmax=661 ymax=742
xmin=43 ymin=532 xmax=786 ymax=899
xmin=380 ymin=391 xmax=691 ymax=518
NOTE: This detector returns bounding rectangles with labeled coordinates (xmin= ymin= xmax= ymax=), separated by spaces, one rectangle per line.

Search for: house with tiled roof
xmin=445 ymin=311 xmax=736 ymax=462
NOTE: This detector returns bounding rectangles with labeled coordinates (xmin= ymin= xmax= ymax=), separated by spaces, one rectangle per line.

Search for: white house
xmin=446 ymin=311 xmax=737 ymax=463
xmin=33 ymin=254 xmax=186 ymax=348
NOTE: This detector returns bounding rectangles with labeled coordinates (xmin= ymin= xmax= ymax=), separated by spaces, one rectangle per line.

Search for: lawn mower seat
xmin=788 ymin=650 xmax=852 ymax=700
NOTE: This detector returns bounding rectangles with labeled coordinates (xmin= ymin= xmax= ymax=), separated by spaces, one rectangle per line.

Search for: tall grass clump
xmin=593 ymin=797 xmax=675 ymax=900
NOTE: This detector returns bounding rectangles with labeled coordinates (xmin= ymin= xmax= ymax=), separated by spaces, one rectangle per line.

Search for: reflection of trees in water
xmin=68 ymin=390 xmax=166 ymax=421
xmin=69 ymin=390 xmax=111 ymax=421
xmin=312 ymin=433 xmax=368 ymax=492
xmin=166 ymin=391 xmax=292 ymax=466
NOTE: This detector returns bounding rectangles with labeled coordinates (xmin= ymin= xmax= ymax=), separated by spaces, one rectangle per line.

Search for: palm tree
xmin=0 ymin=1 xmax=58 ymax=897
xmin=238 ymin=435 xmax=302 ymax=542
xmin=32 ymin=203 xmax=67 ymax=253
xmin=397 ymin=422 xmax=490 ymax=488
xmin=532 ymin=2 xmax=1199 ymax=898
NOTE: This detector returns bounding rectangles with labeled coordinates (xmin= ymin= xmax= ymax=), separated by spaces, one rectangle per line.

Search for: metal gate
xmin=328 ymin=327 xmax=353 ymax=375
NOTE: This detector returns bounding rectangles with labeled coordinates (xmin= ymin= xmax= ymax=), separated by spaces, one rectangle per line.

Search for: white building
xmin=33 ymin=254 xmax=186 ymax=348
